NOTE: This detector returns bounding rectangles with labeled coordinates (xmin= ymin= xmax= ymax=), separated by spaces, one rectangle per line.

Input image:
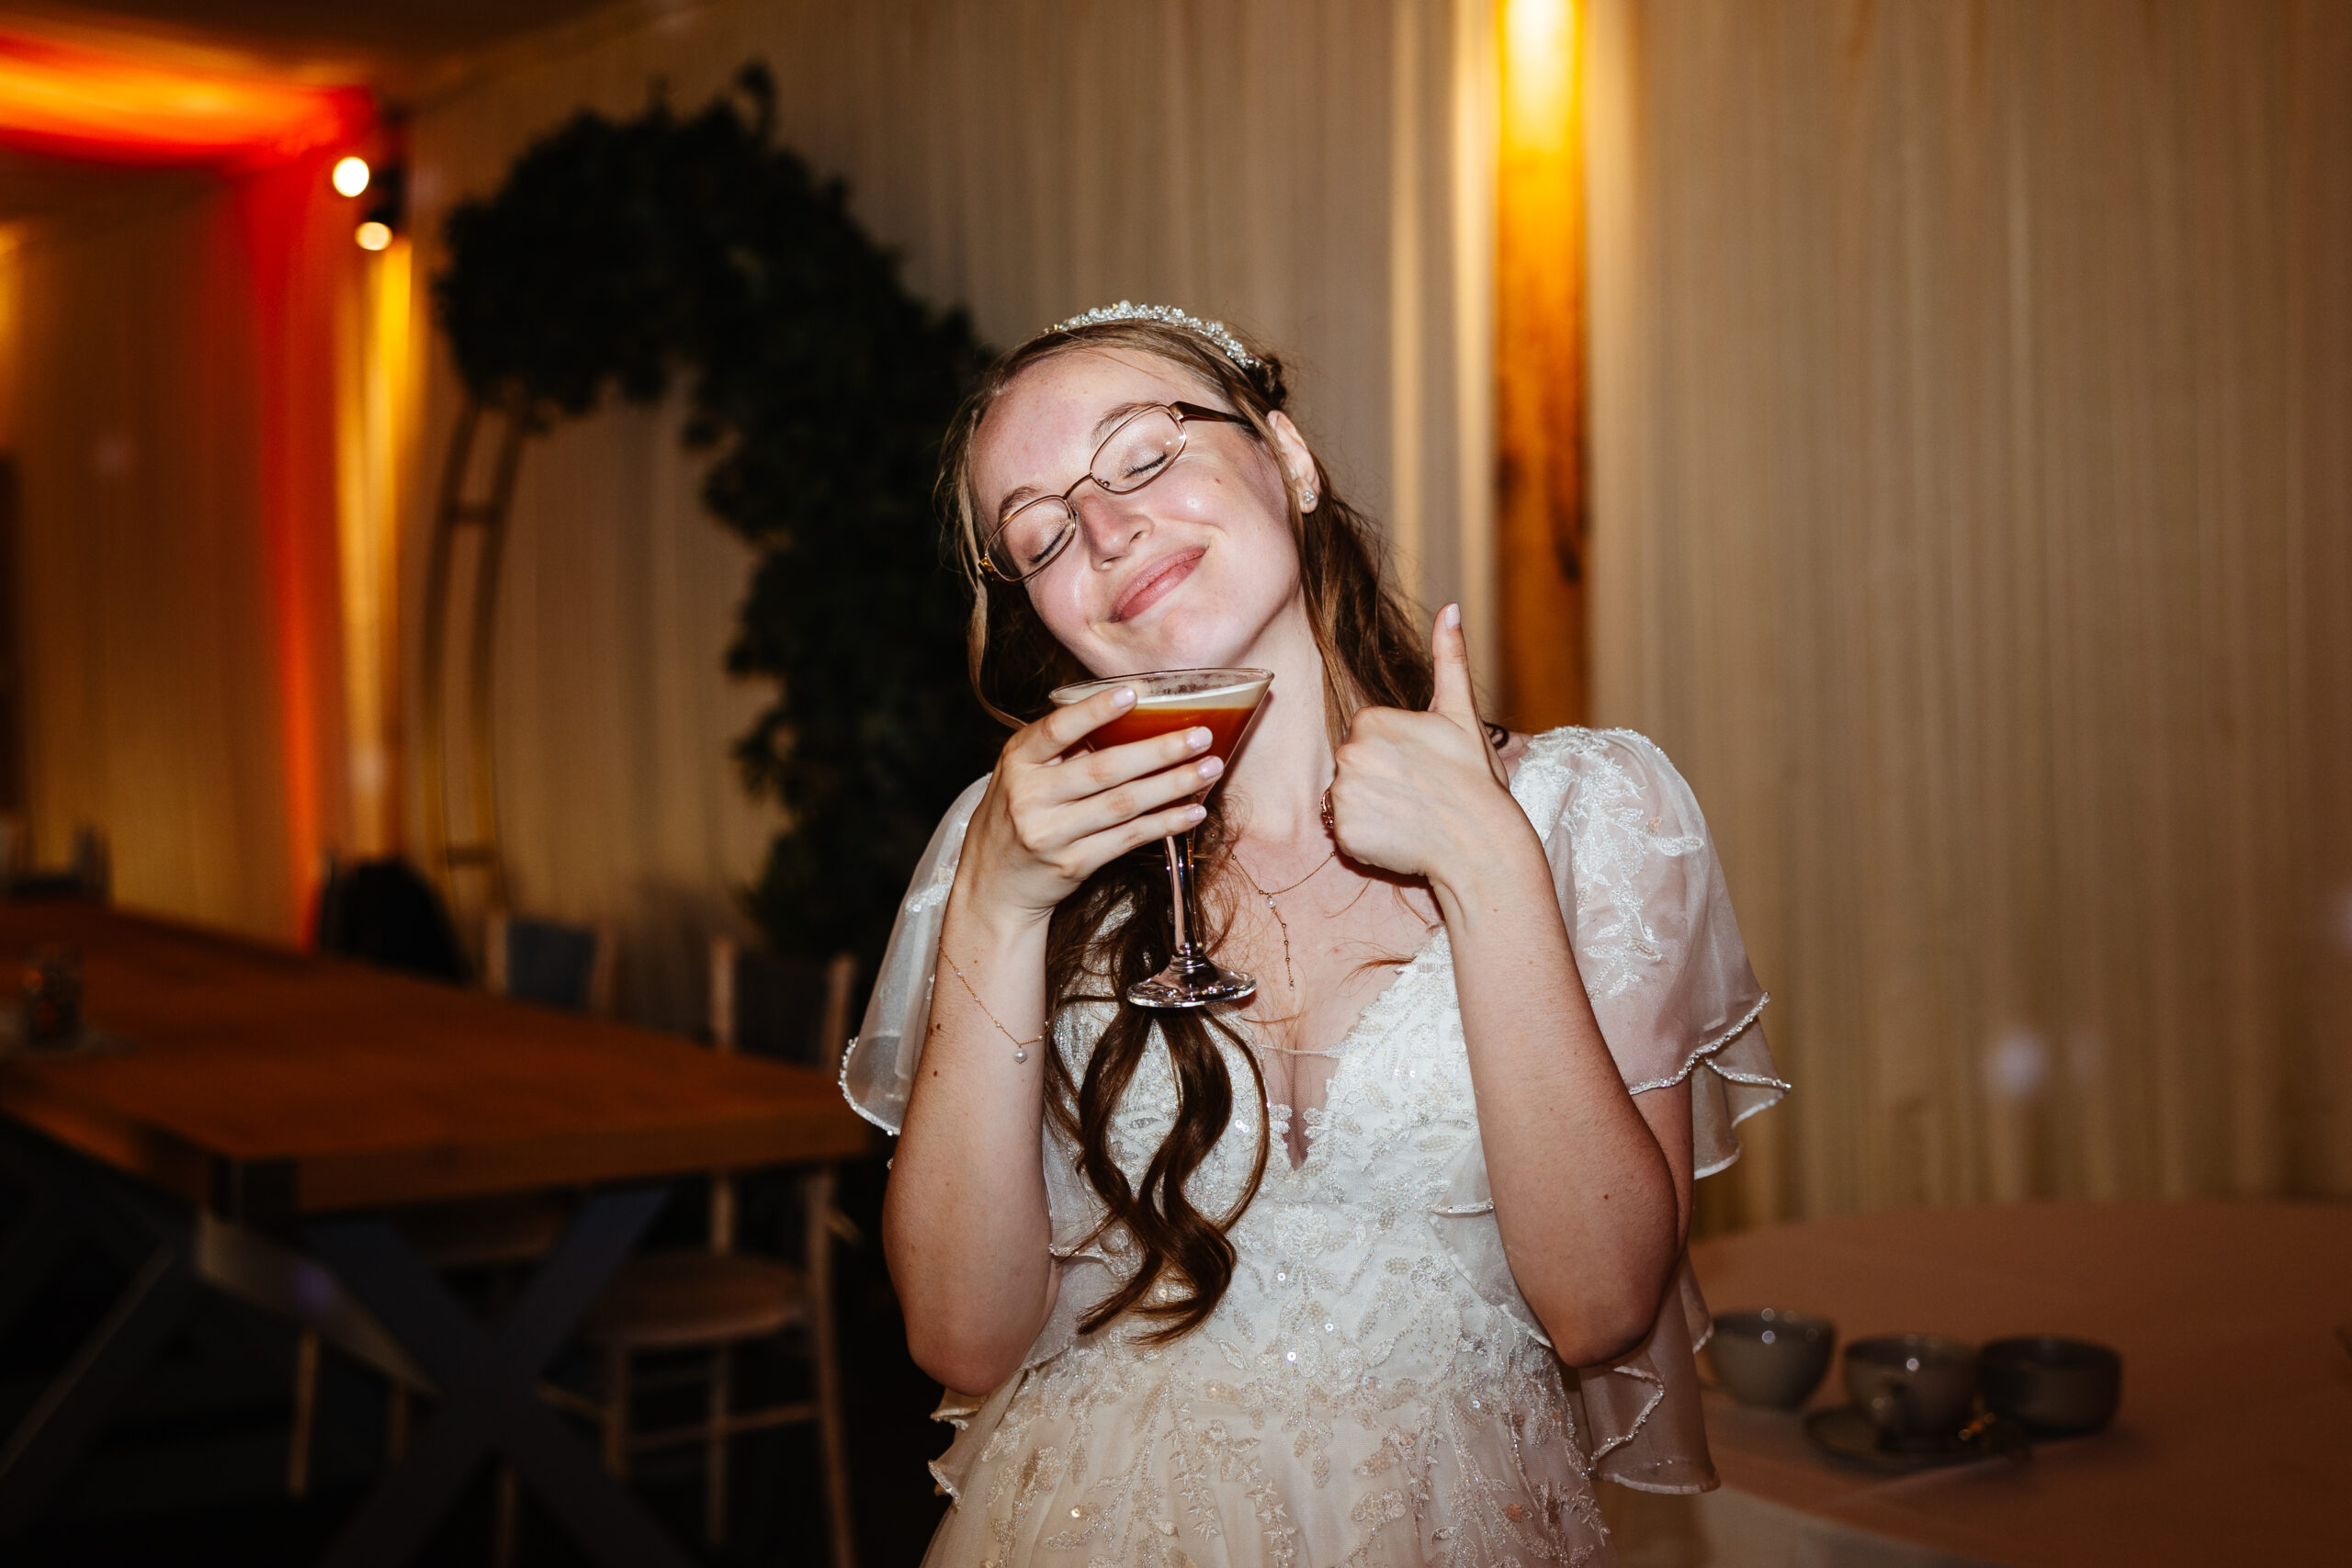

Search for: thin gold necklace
xmin=1235 ymin=844 xmax=1337 ymax=991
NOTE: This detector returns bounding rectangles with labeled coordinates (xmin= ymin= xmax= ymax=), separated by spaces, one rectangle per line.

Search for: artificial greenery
xmin=435 ymin=65 xmax=1002 ymax=965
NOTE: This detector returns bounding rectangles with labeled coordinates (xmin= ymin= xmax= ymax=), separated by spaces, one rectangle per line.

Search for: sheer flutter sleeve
xmin=839 ymin=775 xmax=990 ymax=1135
xmin=1430 ymin=728 xmax=1787 ymax=1495
xmin=1555 ymin=730 xmax=1783 ymax=1173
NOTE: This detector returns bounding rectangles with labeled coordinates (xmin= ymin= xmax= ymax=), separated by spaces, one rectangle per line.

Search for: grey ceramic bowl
xmin=1843 ymin=1334 xmax=1979 ymax=1443
xmin=1979 ymin=1337 xmax=2121 ymax=1437
xmin=1707 ymin=1308 xmax=1837 ymax=1409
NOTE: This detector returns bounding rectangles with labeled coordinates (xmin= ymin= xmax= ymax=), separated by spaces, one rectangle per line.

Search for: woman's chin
xmin=1085 ymin=577 xmax=1289 ymax=673
xmin=1118 ymin=624 xmax=1256 ymax=673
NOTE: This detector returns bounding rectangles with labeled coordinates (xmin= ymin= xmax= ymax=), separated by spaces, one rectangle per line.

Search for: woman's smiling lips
xmin=1110 ymin=546 xmax=1206 ymax=623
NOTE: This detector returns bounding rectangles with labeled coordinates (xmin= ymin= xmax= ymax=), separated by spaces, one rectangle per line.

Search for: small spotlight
xmin=333 ymin=156 xmax=371 ymax=198
xmin=356 ymin=220 xmax=392 ymax=252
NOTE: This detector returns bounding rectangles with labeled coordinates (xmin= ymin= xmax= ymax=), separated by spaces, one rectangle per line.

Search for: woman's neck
xmin=1218 ymin=604 xmax=1336 ymax=847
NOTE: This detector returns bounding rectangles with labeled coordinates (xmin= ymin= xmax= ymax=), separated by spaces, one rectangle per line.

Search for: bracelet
xmin=943 ymin=953 xmax=1043 ymax=1065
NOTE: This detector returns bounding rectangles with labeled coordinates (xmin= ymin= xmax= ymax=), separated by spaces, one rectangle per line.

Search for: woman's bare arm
xmin=1329 ymin=608 xmax=1690 ymax=1364
xmin=885 ymin=895 xmax=1060 ymax=1393
xmin=883 ymin=689 xmax=1219 ymax=1392
xmin=1425 ymin=826 xmax=1689 ymax=1361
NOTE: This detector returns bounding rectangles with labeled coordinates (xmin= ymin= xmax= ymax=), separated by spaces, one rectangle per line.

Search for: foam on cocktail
xmin=1133 ymin=678 xmax=1264 ymax=709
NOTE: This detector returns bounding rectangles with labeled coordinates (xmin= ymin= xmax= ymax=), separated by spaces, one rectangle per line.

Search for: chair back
xmin=316 ymin=856 xmax=468 ymax=982
xmin=708 ymin=941 xmax=857 ymax=1073
xmin=486 ymin=911 xmax=616 ymax=1015
xmin=706 ymin=942 xmax=857 ymax=1258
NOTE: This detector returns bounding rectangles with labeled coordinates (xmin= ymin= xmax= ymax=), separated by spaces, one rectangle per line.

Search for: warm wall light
xmin=336 ymin=232 xmax=414 ymax=857
xmin=1504 ymin=0 xmax=1577 ymax=153
xmin=332 ymin=155 xmax=369 ymax=197
xmin=355 ymin=220 xmax=390 ymax=252
xmin=1495 ymin=0 xmax=1589 ymax=729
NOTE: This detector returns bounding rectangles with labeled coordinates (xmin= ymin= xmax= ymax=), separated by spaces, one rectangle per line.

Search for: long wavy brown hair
xmin=938 ymin=318 xmax=1433 ymax=1341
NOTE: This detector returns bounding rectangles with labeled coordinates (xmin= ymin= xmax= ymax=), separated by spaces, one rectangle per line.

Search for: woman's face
xmin=970 ymin=347 xmax=1317 ymax=678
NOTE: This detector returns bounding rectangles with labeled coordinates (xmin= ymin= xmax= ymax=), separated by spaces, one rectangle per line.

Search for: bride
xmin=840 ymin=303 xmax=1784 ymax=1566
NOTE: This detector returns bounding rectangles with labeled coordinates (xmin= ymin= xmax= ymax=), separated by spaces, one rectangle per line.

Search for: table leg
xmin=0 ymin=1127 xmax=173 ymax=1343
xmin=307 ymin=1187 xmax=690 ymax=1568
xmin=0 ymin=1127 xmax=208 ymax=1538
xmin=0 ymin=1240 xmax=200 ymax=1534
xmin=0 ymin=1141 xmax=71 ymax=1341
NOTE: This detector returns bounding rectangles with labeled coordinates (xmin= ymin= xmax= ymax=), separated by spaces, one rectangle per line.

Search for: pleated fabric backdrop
xmin=3 ymin=154 xmax=365 ymax=941
xmin=401 ymin=0 xmax=1499 ymax=1029
xmin=1585 ymin=0 xmax=2352 ymax=1219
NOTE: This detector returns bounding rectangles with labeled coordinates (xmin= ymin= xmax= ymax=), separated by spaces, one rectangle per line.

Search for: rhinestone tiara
xmin=1045 ymin=300 xmax=1262 ymax=371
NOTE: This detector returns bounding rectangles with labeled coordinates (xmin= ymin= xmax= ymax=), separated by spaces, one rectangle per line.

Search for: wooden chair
xmin=560 ymin=942 xmax=857 ymax=1564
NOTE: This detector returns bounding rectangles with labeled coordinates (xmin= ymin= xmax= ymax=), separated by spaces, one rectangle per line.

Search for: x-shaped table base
xmin=306 ymin=1187 xmax=694 ymax=1568
xmin=0 ymin=1128 xmax=209 ymax=1536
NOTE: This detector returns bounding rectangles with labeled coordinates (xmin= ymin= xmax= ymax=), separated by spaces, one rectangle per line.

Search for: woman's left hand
xmin=1327 ymin=604 xmax=1522 ymax=881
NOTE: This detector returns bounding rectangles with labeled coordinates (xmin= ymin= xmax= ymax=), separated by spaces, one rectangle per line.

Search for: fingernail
xmin=1113 ymin=686 xmax=1137 ymax=708
xmin=1186 ymin=727 xmax=1212 ymax=750
xmin=1197 ymin=756 xmax=1224 ymax=780
xmin=1187 ymin=804 xmax=1208 ymax=822
xmin=1442 ymin=603 xmax=1462 ymax=630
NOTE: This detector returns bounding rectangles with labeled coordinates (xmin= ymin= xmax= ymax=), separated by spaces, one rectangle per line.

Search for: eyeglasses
xmin=980 ymin=401 xmax=1252 ymax=582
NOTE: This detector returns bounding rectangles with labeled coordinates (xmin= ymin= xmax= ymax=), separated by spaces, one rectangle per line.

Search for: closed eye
xmin=1116 ymin=448 xmax=1172 ymax=484
xmin=1023 ymin=525 xmax=1070 ymax=568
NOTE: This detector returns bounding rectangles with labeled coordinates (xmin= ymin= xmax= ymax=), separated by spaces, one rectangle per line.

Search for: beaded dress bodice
xmin=963 ymin=919 xmax=1602 ymax=1568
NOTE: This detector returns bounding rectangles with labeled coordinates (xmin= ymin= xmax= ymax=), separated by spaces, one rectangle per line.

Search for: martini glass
xmin=1051 ymin=667 xmax=1273 ymax=1009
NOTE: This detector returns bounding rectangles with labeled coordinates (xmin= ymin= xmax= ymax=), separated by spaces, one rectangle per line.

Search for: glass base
xmin=1125 ymin=955 xmax=1257 ymax=1010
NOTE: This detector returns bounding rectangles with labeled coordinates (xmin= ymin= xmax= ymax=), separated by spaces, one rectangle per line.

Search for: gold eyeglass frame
xmin=980 ymin=400 xmax=1251 ymax=583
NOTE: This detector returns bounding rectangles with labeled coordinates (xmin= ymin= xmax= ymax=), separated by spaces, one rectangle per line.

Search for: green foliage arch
xmin=435 ymin=65 xmax=1001 ymax=964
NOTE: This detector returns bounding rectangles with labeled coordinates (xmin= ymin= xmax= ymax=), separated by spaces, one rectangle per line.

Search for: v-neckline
xmin=1238 ymin=735 xmax=1554 ymax=1172
xmin=1243 ymin=919 xmax=1447 ymax=1172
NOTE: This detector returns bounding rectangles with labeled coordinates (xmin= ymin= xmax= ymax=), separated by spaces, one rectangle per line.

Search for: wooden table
xmin=1663 ymin=1201 xmax=2352 ymax=1568
xmin=0 ymin=903 xmax=870 ymax=1568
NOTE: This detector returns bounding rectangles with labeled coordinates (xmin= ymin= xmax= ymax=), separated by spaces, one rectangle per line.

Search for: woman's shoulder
xmin=1507 ymin=728 xmax=1711 ymax=850
xmin=895 ymin=774 xmax=994 ymax=910
xmin=929 ymin=773 xmax=995 ymax=852
xmin=1510 ymin=725 xmax=1686 ymax=791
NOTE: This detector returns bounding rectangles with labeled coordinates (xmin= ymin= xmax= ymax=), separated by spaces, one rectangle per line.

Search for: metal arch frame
xmin=418 ymin=394 xmax=531 ymax=919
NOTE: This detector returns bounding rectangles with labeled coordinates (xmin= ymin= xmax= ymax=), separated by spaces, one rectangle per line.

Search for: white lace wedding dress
xmin=842 ymin=728 xmax=1786 ymax=1567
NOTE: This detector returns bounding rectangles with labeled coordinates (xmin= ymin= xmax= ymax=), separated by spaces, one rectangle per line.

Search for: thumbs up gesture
xmin=1326 ymin=604 xmax=1519 ymax=879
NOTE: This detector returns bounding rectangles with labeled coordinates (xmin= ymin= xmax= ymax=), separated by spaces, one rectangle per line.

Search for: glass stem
xmin=1162 ymin=830 xmax=1204 ymax=965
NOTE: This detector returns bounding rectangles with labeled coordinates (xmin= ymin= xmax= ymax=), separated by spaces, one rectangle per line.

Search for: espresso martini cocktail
xmin=1081 ymin=673 xmax=1267 ymax=765
xmin=1050 ymin=667 xmax=1273 ymax=1008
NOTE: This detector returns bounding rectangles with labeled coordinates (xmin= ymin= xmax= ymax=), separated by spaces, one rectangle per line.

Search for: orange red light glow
xmin=0 ymin=31 xmax=367 ymax=165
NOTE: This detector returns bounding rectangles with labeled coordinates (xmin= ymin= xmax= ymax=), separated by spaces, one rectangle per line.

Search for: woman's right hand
xmin=955 ymin=685 xmax=1221 ymax=924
